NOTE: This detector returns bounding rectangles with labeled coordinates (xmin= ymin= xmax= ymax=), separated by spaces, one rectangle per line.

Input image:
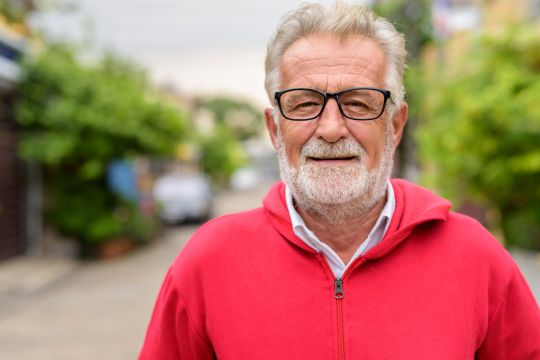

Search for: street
xmin=0 ymin=182 xmax=538 ymax=359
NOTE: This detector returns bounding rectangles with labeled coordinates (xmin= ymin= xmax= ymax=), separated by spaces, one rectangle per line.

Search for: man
xmin=140 ymin=2 xmax=540 ymax=359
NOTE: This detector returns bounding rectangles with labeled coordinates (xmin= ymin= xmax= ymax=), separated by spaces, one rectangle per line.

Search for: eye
xmin=280 ymin=89 xmax=325 ymax=118
xmin=343 ymin=100 xmax=369 ymax=108
xmin=295 ymin=101 xmax=321 ymax=109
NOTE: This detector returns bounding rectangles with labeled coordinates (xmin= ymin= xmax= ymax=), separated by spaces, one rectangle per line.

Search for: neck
xmin=295 ymin=193 xmax=387 ymax=264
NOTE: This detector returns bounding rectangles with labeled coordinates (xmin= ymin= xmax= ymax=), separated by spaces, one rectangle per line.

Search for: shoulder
xmin=422 ymin=211 xmax=517 ymax=284
xmin=445 ymin=212 xmax=510 ymax=259
xmin=189 ymin=207 xmax=269 ymax=246
xmin=170 ymin=207 xmax=272 ymax=273
xmin=390 ymin=178 xmax=513 ymax=269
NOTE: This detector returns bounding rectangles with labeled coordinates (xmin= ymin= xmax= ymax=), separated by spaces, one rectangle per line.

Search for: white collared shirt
xmin=285 ymin=181 xmax=396 ymax=278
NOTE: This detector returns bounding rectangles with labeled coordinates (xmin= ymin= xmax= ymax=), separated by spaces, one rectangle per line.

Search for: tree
xmin=373 ymin=0 xmax=433 ymax=179
xmin=198 ymin=124 xmax=247 ymax=186
xmin=373 ymin=0 xmax=432 ymax=60
xmin=15 ymin=45 xmax=190 ymax=247
xmin=417 ymin=25 xmax=540 ymax=249
xmin=0 ymin=0 xmax=34 ymax=24
xmin=193 ymin=95 xmax=262 ymax=185
xmin=196 ymin=96 xmax=262 ymax=141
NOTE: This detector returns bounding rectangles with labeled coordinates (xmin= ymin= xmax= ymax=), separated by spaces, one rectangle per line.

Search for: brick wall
xmin=0 ymin=118 xmax=27 ymax=260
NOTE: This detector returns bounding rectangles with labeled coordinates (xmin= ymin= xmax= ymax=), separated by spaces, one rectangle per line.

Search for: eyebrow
xmin=285 ymin=90 xmax=320 ymax=101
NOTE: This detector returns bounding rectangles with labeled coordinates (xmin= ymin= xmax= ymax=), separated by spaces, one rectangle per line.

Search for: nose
xmin=314 ymin=98 xmax=349 ymax=143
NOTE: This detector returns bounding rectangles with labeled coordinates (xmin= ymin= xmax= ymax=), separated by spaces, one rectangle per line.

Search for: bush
xmin=194 ymin=95 xmax=262 ymax=185
xmin=199 ymin=124 xmax=247 ymax=185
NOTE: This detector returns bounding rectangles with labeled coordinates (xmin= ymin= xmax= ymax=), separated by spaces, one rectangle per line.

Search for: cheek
xmin=348 ymin=123 xmax=388 ymax=167
xmin=366 ymin=140 xmax=385 ymax=168
xmin=281 ymin=122 xmax=317 ymax=162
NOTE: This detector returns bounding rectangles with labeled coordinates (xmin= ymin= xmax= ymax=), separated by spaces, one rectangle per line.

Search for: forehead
xmin=279 ymin=34 xmax=388 ymax=91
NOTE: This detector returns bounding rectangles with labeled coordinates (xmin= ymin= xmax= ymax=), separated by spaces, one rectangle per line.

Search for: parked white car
xmin=152 ymin=173 xmax=213 ymax=224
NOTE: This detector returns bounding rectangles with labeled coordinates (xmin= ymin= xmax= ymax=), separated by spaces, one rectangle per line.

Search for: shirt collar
xmin=285 ymin=181 xmax=396 ymax=272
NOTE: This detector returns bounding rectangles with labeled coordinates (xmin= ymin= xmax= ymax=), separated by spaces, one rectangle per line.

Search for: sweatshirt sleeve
xmin=139 ymin=268 xmax=214 ymax=360
xmin=476 ymin=265 xmax=540 ymax=359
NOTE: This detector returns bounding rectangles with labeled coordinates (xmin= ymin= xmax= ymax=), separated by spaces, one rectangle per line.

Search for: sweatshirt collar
xmin=262 ymin=179 xmax=452 ymax=259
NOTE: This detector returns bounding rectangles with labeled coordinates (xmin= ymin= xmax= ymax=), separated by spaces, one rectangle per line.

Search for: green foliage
xmin=0 ymin=0 xmax=31 ymax=23
xmin=16 ymin=46 xmax=187 ymax=167
xmin=15 ymin=45 xmax=189 ymax=246
xmin=194 ymin=95 xmax=262 ymax=185
xmin=198 ymin=124 xmax=247 ymax=185
xmin=372 ymin=0 xmax=433 ymax=177
xmin=373 ymin=0 xmax=432 ymax=59
xmin=47 ymin=177 xmax=123 ymax=243
xmin=417 ymin=25 xmax=540 ymax=249
xmin=196 ymin=96 xmax=263 ymax=140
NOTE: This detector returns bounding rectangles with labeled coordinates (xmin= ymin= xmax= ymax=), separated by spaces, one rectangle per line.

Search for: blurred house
xmin=0 ymin=3 xmax=33 ymax=260
xmin=426 ymin=0 xmax=540 ymax=66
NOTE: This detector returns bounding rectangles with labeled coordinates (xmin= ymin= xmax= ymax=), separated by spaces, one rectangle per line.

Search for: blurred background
xmin=0 ymin=0 xmax=539 ymax=358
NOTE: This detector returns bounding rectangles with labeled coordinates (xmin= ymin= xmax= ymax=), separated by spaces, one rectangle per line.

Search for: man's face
xmin=265 ymin=34 xmax=407 ymax=213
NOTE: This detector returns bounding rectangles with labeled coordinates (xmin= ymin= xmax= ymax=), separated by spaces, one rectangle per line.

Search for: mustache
xmin=301 ymin=138 xmax=365 ymax=159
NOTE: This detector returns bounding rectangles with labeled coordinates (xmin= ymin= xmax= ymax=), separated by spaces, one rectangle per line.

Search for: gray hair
xmin=265 ymin=1 xmax=407 ymax=115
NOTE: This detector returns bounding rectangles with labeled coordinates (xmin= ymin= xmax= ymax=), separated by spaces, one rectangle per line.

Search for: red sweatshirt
xmin=140 ymin=179 xmax=540 ymax=359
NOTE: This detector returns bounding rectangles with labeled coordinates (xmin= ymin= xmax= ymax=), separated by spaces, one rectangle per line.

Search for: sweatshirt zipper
xmin=334 ymin=277 xmax=345 ymax=360
xmin=323 ymin=256 xmax=364 ymax=360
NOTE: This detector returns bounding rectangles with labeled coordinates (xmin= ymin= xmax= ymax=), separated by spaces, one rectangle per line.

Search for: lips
xmin=306 ymin=156 xmax=359 ymax=166
xmin=308 ymin=156 xmax=356 ymax=161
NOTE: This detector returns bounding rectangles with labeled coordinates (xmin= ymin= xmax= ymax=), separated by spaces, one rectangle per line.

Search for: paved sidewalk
xmin=509 ymin=248 xmax=540 ymax=303
xmin=0 ymin=184 xmax=272 ymax=360
xmin=0 ymin=226 xmax=196 ymax=360
xmin=0 ymin=257 xmax=79 ymax=321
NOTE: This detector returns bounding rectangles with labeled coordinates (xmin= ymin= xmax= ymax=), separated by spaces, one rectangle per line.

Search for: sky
xmin=31 ymin=0 xmax=371 ymax=107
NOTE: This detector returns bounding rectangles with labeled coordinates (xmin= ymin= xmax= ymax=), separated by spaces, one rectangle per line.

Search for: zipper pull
xmin=334 ymin=277 xmax=344 ymax=299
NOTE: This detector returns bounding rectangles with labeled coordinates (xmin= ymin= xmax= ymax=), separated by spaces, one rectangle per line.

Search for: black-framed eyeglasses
xmin=274 ymin=87 xmax=391 ymax=121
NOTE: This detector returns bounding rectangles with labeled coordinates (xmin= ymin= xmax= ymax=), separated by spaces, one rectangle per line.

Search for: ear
xmin=390 ymin=101 xmax=408 ymax=149
xmin=264 ymin=107 xmax=280 ymax=150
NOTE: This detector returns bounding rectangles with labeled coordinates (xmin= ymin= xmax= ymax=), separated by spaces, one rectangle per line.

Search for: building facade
xmin=0 ymin=5 xmax=31 ymax=260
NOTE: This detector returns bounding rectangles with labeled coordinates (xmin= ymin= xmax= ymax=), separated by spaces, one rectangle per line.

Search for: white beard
xmin=277 ymin=124 xmax=394 ymax=224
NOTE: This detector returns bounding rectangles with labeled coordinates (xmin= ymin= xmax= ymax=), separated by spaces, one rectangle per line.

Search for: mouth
xmin=306 ymin=156 xmax=358 ymax=165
